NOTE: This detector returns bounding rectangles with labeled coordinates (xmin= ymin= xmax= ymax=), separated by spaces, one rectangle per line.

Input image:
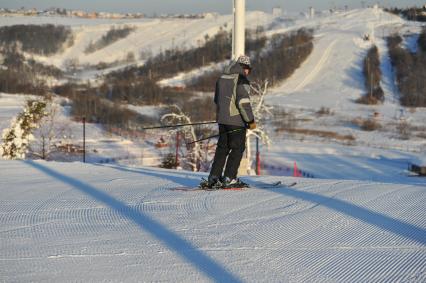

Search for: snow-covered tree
xmin=29 ymin=101 xmax=66 ymax=160
xmin=160 ymin=106 xmax=206 ymax=172
xmin=1 ymin=100 xmax=47 ymax=160
xmin=243 ymin=80 xmax=273 ymax=174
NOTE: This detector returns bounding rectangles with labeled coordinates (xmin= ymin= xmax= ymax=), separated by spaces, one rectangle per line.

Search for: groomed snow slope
xmin=1 ymin=160 xmax=425 ymax=282
xmin=268 ymin=8 xmax=405 ymax=115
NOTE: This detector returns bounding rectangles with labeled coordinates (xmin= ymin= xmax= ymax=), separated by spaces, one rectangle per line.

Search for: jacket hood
xmin=223 ymin=60 xmax=245 ymax=76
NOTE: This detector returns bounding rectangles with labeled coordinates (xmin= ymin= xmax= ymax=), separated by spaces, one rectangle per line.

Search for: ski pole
xmin=140 ymin=121 xmax=216 ymax=130
xmin=187 ymin=127 xmax=245 ymax=145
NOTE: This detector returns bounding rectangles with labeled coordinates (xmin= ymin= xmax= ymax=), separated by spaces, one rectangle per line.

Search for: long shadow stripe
xmin=264 ymin=183 xmax=426 ymax=245
xmin=25 ymin=160 xmax=242 ymax=283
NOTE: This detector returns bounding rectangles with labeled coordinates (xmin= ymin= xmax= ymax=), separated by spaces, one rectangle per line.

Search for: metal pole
xmin=175 ymin=131 xmax=180 ymax=167
xmin=187 ymin=127 xmax=245 ymax=145
xmin=83 ymin=116 xmax=86 ymax=163
xmin=233 ymin=0 xmax=245 ymax=59
xmin=256 ymin=136 xmax=261 ymax=175
xmin=42 ymin=136 xmax=45 ymax=160
xmin=140 ymin=121 xmax=216 ymax=131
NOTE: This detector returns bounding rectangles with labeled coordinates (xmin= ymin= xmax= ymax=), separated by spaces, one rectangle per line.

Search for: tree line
xmin=0 ymin=24 xmax=73 ymax=55
xmin=387 ymin=30 xmax=426 ymax=107
xmin=85 ymin=25 xmax=135 ymax=54
xmin=357 ymin=45 xmax=384 ymax=104
xmin=100 ymin=27 xmax=267 ymax=108
xmin=252 ymin=28 xmax=314 ymax=86
xmin=108 ymin=28 xmax=266 ymax=83
xmin=1 ymin=26 xmax=313 ymax=135
xmin=0 ymin=48 xmax=63 ymax=95
xmin=68 ymin=28 xmax=312 ymax=131
xmin=188 ymin=28 xmax=314 ymax=92
xmin=385 ymin=6 xmax=426 ymax=22
xmin=51 ymin=28 xmax=268 ymax=130
xmin=53 ymin=83 xmax=157 ymax=132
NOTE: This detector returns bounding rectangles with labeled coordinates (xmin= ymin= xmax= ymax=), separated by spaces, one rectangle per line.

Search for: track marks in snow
xmin=293 ymin=39 xmax=338 ymax=92
xmin=271 ymin=36 xmax=339 ymax=97
xmin=220 ymin=180 xmax=426 ymax=282
xmin=2 ymin=161 xmax=425 ymax=282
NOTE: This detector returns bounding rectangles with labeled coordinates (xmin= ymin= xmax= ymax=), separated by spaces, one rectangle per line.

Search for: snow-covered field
xmin=260 ymin=139 xmax=426 ymax=185
xmin=1 ymin=160 xmax=425 ymax=282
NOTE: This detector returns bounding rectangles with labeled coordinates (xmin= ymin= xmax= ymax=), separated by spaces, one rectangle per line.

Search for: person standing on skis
xmin=206 ymin=55 xmax=256 ymax=188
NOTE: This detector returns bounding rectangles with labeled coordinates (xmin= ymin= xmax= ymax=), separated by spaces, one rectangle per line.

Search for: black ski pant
xmin=209 ymin=124 xmax=246 ymax=180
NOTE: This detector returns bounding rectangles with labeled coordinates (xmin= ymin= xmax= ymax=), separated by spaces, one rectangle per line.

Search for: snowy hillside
xmin=0 ymin=160 xmax=425 ymax=282
xmin=268 ymin=8 xmax=405 ymax=112
xmin=262 ymin=8 xmax=426 ymax=175
xmin=0 ymin=12 xmax=274 ymax=69
xmin=1 ymin=7 xmax=425 ymax=180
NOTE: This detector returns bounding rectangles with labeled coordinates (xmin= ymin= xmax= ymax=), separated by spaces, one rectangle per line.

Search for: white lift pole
xmin=232 ymin=0 xmax=245 ymax=60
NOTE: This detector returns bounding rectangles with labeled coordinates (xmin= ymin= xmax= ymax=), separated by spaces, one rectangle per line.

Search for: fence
xmin=259 ymin=161 xmax=315 ymax=178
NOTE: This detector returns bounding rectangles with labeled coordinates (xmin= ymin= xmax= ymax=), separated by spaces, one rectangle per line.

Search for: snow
xmin=258 ymin=139 xmax=426 ymax=185
xmin=0 ymin=93 xmax=35 ymax=133
xmin=268 ymin=9 xmax=392 ymax=109
xmin=158 ymin=61 xmax=228 ymax=89
xmin=0 ymin=95 xmax=163 ymax=165
xmin=127 ymin=104 xmax=162 ymax=118
xmin=0 ymin=12 xmax=275 ymax=71
xmin=262 ymin=8 xmax=426 ymax=168
xmin=0 ymin=160 xmax=425 ymax=282
xmin=266 ymin=8 xmax=422 ymax=126
xmin=1 ymin=8 xmax=426 ymax=281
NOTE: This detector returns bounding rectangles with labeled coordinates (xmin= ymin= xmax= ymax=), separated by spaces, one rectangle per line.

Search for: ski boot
xmin=221 ymin=177 xmax=249 ymax=189
xmin=199 ymin=177 xmax=223 ymax=190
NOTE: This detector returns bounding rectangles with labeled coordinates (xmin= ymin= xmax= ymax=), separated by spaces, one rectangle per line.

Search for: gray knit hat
xmin=237 ymin=55 xmax=251 ymax=69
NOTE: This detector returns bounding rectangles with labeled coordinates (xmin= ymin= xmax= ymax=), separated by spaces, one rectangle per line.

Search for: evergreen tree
xmin=1 ymin=100 xmax=47 ymax=159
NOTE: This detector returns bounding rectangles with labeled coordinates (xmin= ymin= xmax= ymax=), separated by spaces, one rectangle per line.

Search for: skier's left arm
xmin=236 ymin=81 xmax=255 ymax=127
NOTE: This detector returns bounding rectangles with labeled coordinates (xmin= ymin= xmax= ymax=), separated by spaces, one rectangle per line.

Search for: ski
xmin=169 ymin=186 xmax=246 ymax=192
xmin=169 ymin=181 xmax=296 ymax=192
xmin=258 ymin=181 xmax=297 ymax=188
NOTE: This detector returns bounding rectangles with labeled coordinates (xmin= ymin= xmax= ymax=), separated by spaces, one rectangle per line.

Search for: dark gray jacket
xmin=214 ymin=61 xmax=255 ymax=127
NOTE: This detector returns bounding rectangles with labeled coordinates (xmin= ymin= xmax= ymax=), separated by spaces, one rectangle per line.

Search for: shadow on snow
xmin=24 ymin=160 xmax=242 ymax=283
xmin=104 ymin=163 xmax=426 ymax=246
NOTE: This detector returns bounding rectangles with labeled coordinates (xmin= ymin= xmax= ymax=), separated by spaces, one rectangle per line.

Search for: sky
xmin=0 ymin=0 xmax=424 ymax=15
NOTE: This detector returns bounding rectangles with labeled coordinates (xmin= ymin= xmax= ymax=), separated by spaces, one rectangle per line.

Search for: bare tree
xmin=160 ymin=106 xmax=205 ymax=172
xmin=243 ymin=80 xmax=272 ymax=174
xmin=30 ymin=100 xmax=60 ymax=159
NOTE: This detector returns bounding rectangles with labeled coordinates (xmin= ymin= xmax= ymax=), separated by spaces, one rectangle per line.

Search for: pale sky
xmin=0 ymin=0 xmax=424 ymax=15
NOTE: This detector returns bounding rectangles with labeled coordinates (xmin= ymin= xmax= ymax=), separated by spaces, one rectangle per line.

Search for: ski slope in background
xmin=0 ymin=160 xmax=425 ymax=282
xmin=0 ymin=12 xmax=274 ymax=69
xmin=267 ymin=8 xmax=406 ymax=114
xmin=0 ymin=8 xmax=425 ymax=184
xmin=262 ymin=8 xmax=426 ymax=180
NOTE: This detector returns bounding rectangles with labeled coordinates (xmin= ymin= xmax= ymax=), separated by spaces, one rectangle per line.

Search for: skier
xmin=204 ymin=55 xmax=256 ymax=189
